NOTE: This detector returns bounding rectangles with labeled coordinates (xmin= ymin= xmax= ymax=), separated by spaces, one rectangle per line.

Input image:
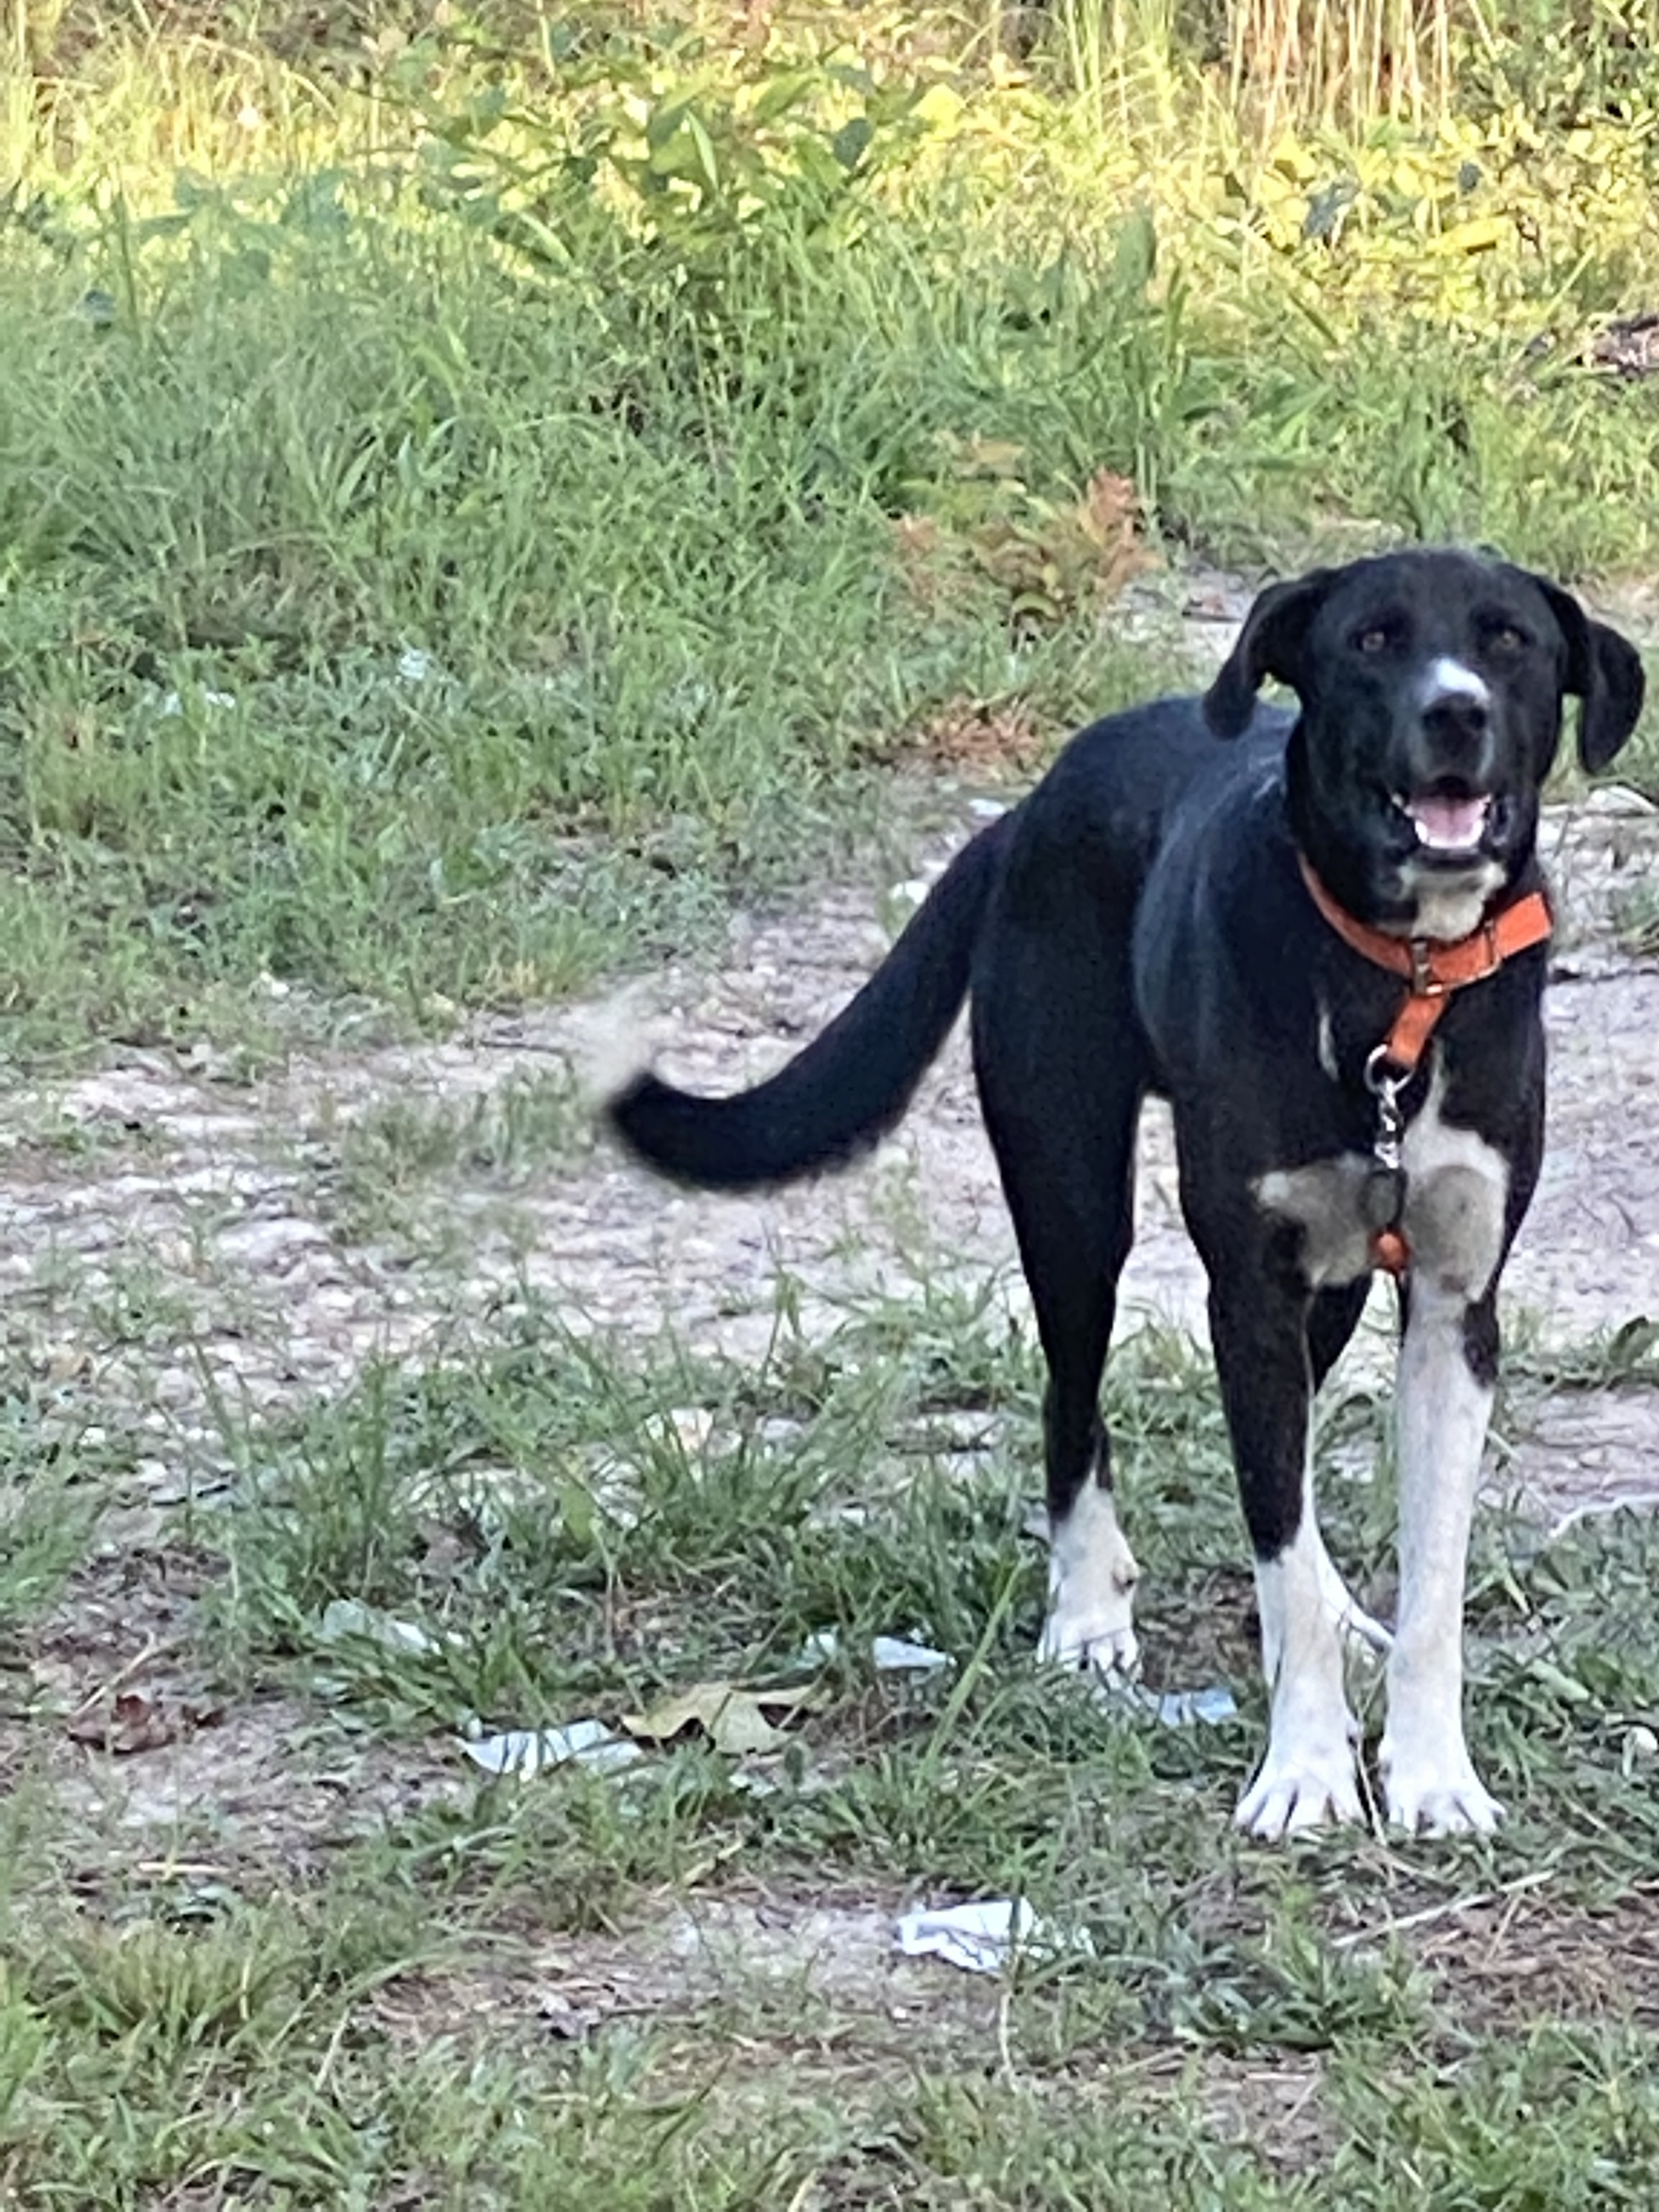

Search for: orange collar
xmin=1297 ymin=853 xmax=1553 ymax=1278
xmin=1297 ymin=853 xmax=1553 ymax=1082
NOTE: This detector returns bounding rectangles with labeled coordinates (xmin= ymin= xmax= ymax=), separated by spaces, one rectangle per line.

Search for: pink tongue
xmin=1410 ymin=794 xmax=1488 ymax=849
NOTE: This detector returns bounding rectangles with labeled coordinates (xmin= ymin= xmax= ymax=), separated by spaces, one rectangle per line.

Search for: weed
xmin=0 ymin=1379 xmax=106 ymax=1640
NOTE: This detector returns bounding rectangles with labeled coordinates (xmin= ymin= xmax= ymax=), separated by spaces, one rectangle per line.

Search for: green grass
xmin=190 ymin=1286 xmax=1659 ymax=1863
xmin=311 ymin=1066 xmax=599 ymax=1251
xmin=4 ymin=6 xmax=1659 ymax=1064
xmin=7 ymin=1280 xmax=1659 ymax=2203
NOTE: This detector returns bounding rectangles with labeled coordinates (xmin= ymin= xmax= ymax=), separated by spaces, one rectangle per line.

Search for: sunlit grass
xmin=1 ymin=17 xmax=1656 ymax=1049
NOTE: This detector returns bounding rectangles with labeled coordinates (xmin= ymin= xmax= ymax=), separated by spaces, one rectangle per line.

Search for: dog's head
xmin=1203 ymin=550 xmax=1646 ymax=936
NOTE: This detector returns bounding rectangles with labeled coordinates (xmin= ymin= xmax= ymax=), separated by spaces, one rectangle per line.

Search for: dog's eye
xmin=1353 ymin=625 xmax=1393 ymax=655
xmin=1486 ymin=623 xmax=1528 ymax=654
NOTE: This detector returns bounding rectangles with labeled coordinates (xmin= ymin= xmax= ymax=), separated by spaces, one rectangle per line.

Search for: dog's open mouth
xmin=1395 ymin=785 xmax=1493 ymax=855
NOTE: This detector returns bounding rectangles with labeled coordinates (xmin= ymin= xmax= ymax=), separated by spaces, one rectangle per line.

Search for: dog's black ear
xmin=1533 ymin=578 xmax=1646 ymax=773
xmin=1203 ymin=570 xmax=1336 ymax=738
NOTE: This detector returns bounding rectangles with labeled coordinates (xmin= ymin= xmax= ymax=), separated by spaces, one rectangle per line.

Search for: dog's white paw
xmin=1235 ymin=1729 xmax=1363 ymax=1841
xmin=1040 ymin=1485 xmax=1140 ymax=1678
xmin=1037 ymin=1602 xmax=1140 ymax=1679
xmin=1380 ymin=1735 xmax=1503 ymax=1836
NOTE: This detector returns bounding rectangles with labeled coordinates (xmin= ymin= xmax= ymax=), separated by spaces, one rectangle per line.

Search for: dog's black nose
xmin=1423 ymin=692 xmax=1490 ymax=750
xmin=1417 ymin=690 xmax=1495 ymax=788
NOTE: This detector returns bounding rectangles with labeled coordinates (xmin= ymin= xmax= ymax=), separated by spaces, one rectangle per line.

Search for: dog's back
xmin=608 ymin=692 xmax=1295 ymax=1188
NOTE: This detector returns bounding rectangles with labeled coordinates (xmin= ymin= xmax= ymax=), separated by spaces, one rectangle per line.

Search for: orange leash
xmin=1296 ymin=854 xmax=1553 ymax=1275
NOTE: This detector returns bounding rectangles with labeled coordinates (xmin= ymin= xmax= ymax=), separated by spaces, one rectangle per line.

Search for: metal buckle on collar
xmin=1409 ymin=921 xmax=1502 ymax=996
xmin=1407 ymin=939 xmax=1445 ymax=997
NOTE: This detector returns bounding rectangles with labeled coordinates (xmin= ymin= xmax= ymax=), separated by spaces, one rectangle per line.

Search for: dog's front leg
xmin=1378 ymin=1083 xmax=1515 ymax=1836
xmin=1379 ymin=1280 xmax=1503 ymax=1835
xmin=1211 ymin=1283 xmax=1362 ymax=1840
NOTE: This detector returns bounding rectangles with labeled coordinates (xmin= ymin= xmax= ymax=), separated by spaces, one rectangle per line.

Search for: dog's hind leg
xmin=972 ymin=917 xmax=1143 ymax=1680
xmin=1030 ymin=1241 xmax=1141 ymax=1678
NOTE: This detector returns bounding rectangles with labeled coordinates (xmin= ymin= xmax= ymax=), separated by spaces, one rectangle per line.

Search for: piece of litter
xmin=872 ymin=1635 xmax=952 ymax=1673
xmin=318 ymin=1598 xmax=448 ymax=1657
xmin=398 ymin=647 xmax=435 ymax=683
xmin=462 ymin=1719 xmax=644 ymax=1778
xmin=538 ymin=1990 xmax=602 ymax=2040
xmin=799 ymin=1629 xmax=953 ymax=1673
xmin=895 ymin=1898 xmax=1094 ymax=1976
xmin=1102 ymin=1681 xmax=1238 ymax=1728
xmin=968 ymin=797 xmax=1009 ymax=819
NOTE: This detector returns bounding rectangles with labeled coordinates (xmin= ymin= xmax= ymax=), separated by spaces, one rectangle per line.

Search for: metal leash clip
xmin=1361 ymin=1045 xmax=1408 ymax=1238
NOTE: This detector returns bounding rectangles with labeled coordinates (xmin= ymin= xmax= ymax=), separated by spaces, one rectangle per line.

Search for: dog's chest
xmin=1253 ymin=1074 xmax=1509 ymax=1295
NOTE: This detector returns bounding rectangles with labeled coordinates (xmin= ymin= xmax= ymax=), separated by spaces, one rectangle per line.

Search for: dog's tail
xmin=607 ymin=816 xmax=1009 ymax=1190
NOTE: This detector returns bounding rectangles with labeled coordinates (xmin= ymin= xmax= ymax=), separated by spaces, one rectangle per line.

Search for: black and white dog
xmin=608 ymin=549 xmax=1645 ymax=1840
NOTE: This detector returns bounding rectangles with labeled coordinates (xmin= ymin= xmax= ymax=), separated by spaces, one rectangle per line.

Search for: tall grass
xmin=1224 ymin=0 xmax=1455 ymax=132
xmin=1 ymin=3 xmax=1658 ymax=1057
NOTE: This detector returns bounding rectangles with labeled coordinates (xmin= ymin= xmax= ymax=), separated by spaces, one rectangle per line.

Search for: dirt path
xmin=4 ymin=763 xmax=1657 ymax=1532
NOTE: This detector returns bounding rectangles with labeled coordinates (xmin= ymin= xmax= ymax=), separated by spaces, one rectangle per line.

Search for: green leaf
xmin=831 ymin=116 xmax=873 ymax=173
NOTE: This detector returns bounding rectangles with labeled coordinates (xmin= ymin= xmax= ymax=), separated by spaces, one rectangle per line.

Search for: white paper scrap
xmin=800 ymin=1630 xmax=953 ymax=1673
xmin=895 ymin=1898 xmax=1095 ymax=1976
xmin=318 ymin=1597 xmax=447 ymax=1657
xmin=1096 ymin=1680 xmax=1238 ymax=1727
xmin=462 ymin=1719 xmax=645 ymax=1779
xmin=871 ymin=1635 xmax=952 ymax=1673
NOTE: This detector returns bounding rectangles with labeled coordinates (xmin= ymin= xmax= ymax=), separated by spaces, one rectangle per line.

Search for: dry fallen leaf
xmin=66 ymin=1689 xmax=224 ymax=1755
xmin=620 ymin=1679 xmax=822 ymax=1757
